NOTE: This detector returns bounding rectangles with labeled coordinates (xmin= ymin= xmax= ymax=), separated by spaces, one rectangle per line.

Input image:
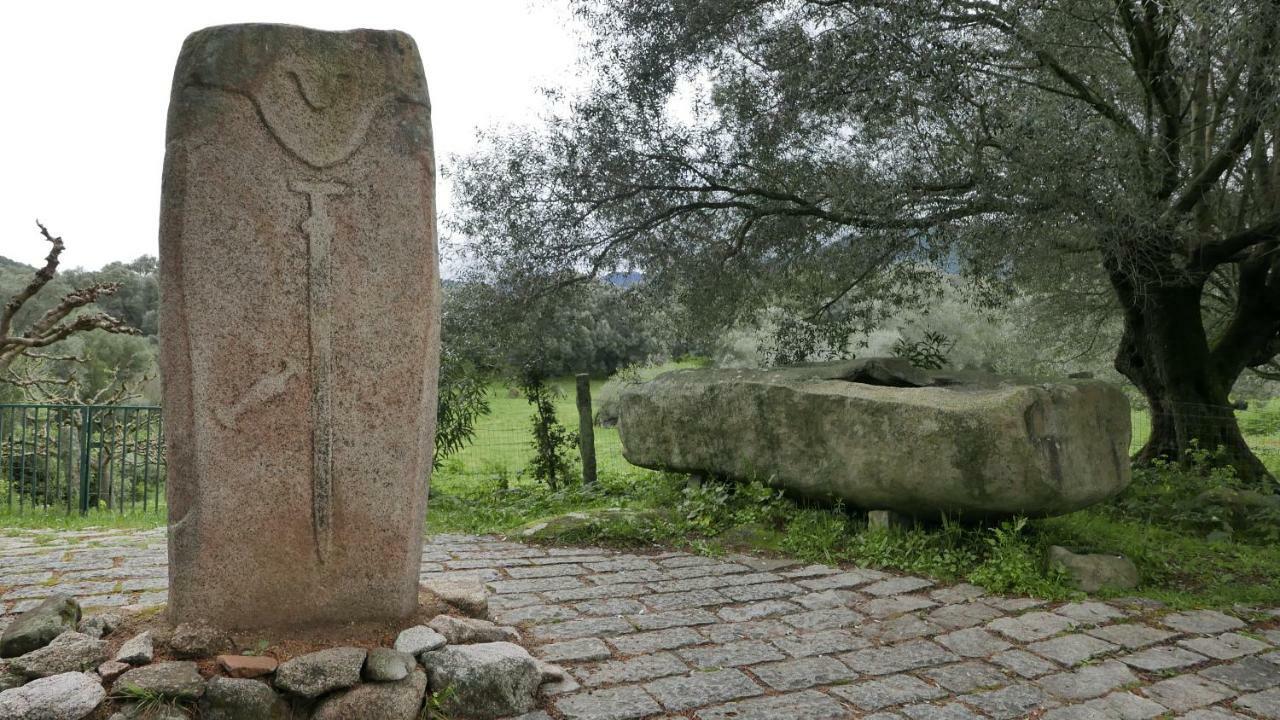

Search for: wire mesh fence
xmin=0 ymin=404 xmax=166 ymax=514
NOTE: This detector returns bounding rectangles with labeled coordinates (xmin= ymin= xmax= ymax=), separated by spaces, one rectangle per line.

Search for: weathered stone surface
xmin=96 ymin=660 xmax=129 ymax=682
xmin=78 ymin=613 xmax=119 ymax=640
xmin=160 ymin=22 xmax=440 ymax=629
xmin=554 ymin=685 xmax=662 ymax=720
xmin=312 ymin=668 xmax=427 ymax=720
xmin=394 ymin=625 xmax=446 ymax=656
xmin=168 ymin=620 xmax=233 ymax=658
xmin=10 ymin=632 xmax=106 ymax=679
xmin=272 ymin=647 xmax=365 ymax=698
xmin=419 ymin=642 xmax=541 ymax=719
xmin=0 ymin=671 xmax=105 ymax=719
xmin=0 ymin=594 xmax=80 ymax=658
xmin=217 ymin=654 xmax=278 ymax=679
xmin=1046 ymin=546 xmax=1140 ymax=592
xmin=116 ymin=661 xmax=206 ymax=700
xmin=200 ymin=676 xmax=290 ymax=720
xmin=617 ymin=360 xmax=1131 ymax=519
xmin=115 ymin=631 xmax=154 ymax=665
xmin=428 ymin=615 xmax=521 ymax=644
xmin=362 ymin=647 xmax=414 ymax=682
xmin=422 ymin=577 xmax=489 ymax=619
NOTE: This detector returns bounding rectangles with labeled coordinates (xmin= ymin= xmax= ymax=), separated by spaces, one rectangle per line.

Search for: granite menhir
xmin=158 ymin=24 xmax=440 ymax=629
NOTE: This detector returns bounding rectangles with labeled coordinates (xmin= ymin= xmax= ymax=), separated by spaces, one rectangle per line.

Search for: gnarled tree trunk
xmin=1110 ymin=268 xmax=1272 ymax=483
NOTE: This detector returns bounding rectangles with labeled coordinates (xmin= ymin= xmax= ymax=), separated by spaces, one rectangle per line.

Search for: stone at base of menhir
xmin=0 ymin=672 xmax=105 ymax=718
xmin=200 ymin=676 xmax=291 ymax=720
xmin=312 ymin=668 xmax=427 ymax=720
xmin=0 ymin=594 xmax=80 ymax=658
xmin=420 ymin=642 xmax=542 ymax=720
xmin=421 ymin=577 xmax=490 ymax=619
xmin=1047 ymin=546 xmax=1139 ymax=592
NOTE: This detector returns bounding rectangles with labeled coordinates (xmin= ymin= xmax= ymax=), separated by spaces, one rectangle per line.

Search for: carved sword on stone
xmin=290 ymin=179 xmax=348 ymax=564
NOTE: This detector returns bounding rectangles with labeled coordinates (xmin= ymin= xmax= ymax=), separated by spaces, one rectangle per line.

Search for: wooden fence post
xmin=576 ymin=373 xmax=597 ymax=485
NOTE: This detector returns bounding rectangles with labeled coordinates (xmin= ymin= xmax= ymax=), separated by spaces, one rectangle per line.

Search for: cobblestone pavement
xmin=4 ymin=529 xmax=1280 ymax=719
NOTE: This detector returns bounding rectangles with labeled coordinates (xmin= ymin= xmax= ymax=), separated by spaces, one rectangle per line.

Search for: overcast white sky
xmin=0 ymin=1 xmax=582 ymax=273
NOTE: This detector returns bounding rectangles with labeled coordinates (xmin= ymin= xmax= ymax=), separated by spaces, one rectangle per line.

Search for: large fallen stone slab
xmin=618 ymin=359 xmax=1131 ymax=519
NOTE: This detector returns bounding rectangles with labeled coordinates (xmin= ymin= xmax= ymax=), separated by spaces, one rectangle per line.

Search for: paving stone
xmin=1179 ymin=632 xmax=1272 ymax=660
xmin=829 ymin=674 xmax=947 ymax=710
xmin=937 ymin=627 xmax=1013 ymax=658
xmin=988 ymin=611 xmax=1077 ymax=642
xmin=530 ymin=616 xmax=635 ymax=642
xmin=575 ymin=652 xmax=689 ymax=686
xmin=1236 ymin=687 xmax=1280 ymax=719
xmin=496 ymin=603 xmax=580 ymax=625
xmin=487 ymin=576 xmax=584 ymax=594
xmin=900 ymin=701 xmax=986 ymax=719
xmin=645 ymin=589 xmax=729 ymax=610
xmin=648 ymin=572 xmax=783 ymax=594
xmin=770 ymin=628 xmax=870 ymax=657
xmin=545 ymin=583 xmax=649 ymax=602
xmin=535 ymin=638 xmax=613 ymax=663
xmin=930 ymin=584 xmax=987 ymax=604
xmin=573 ymin=598 xmax=647 ymax=617
xmin=554 ymin=685 xmax=663 ymax=720
xmin=585 ymin=558 xmax=660 ymax=573
xmin=861 ymin=616 xmax=945 ymax=644
xmin=659 ymin=555 xmax=721 ymax=568
xmin=611 ymin=627 xmax=704 ymax=654
xmin=780 ymin=564 xmax=841 ymax=579
xmin=1027 ymin=633 xmax=1119 ymax=666
xmin=984 ymin=597 xmax=1045 ymax=612
xmin=795 ymin=589 xmax=863 ymax=610
xmin=1177 ymin=709 xmax=1252 ymax=720
xmin=1086 ymin=623 xmax=1178 ymax=649
xmin=694 ymin=689 xmax=850 ymax=720
xmin=701 ymin=620 xmax=793 ymax=643
xmin=1044 ymin=691 xmax=1167 ymax=719
xmin=750 ymin=654 xmax=857 ymax=691
xmin=718 ymin=582 xmax=803 ymax=602
xmin=1140 ymin=673 xmax=1233 ymax=712
xmin=1120 ymin=645 xmax=1209 ymax=671
xmin=963 ymin=682 xmax=1055 ymax=719
xmin=861 ymin=594 xmax=938 ymax=618
xmin=677 ymin=640 xmax=785 ymax=669
xmin=664 ymin=563 xmax=749 ymax=579
xmin=1201 ymin=656 xmax=1280 ymax=692
xmin=503 ymin=564 xmax=588 ymax=578
xmin=863 ymin=577 xmax=935 ymax=597
xmin=1161 ymin=610 xmax=1246 ymax=635
xmin=781 ymin=607 xmax=865 ymax=631
xmin=629 ymin=609 xmax=718 ymax=631
xmin=1053 ymin=602 xmax=1128 ymax=626
xmin=927 ymin=602 xmax=1004 ymax=629
xmin=1038 ymin=661 xmax=1140 ymax=701
xmin=716 ymin=600 xmax=800 ymax=622
xmin=644 ymin=668 xmax=764 ymax=712
xmin=920 ymin=661 xmax=1011 ymax=693
xmin=797 ymin=570 xmax=888 ymax=591
xmin=841 ymin=639 xmax=958 ymax=675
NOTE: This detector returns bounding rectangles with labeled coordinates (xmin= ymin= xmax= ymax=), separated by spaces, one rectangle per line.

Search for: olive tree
xmin=451 ymin=0 xmax=1280 ymax=480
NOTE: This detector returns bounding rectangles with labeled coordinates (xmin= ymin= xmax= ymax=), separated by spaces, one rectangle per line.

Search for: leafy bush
xmin=518 ymin=372 xmax=579 ymax=490
xmin=1107 ymin=442 xmax=1280 ymax=543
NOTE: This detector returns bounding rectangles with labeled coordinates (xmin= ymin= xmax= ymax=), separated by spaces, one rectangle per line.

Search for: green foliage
xmin=1107 ymin=442 xmax=1280 ymax=544
xmin=891 ymin=330 xmax=955 ymax=370
xmin=1239 ymin=399 xmax=1280 ymax=437
xmin=967 ymin=518 xmax=1067 ymax=597
xmin=518 ymin=372 xmax=579 ymax=490
xmin=434 ymin=347 xmax=491 ymax=464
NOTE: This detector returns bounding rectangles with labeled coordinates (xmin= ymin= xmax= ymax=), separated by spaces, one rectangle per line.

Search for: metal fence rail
xmin=0 ymin=404 xmax=165 ymax=514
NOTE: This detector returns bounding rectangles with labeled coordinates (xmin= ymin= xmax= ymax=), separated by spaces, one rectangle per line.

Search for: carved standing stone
xmin=159 ymin=24 xmax=440 ymax=629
